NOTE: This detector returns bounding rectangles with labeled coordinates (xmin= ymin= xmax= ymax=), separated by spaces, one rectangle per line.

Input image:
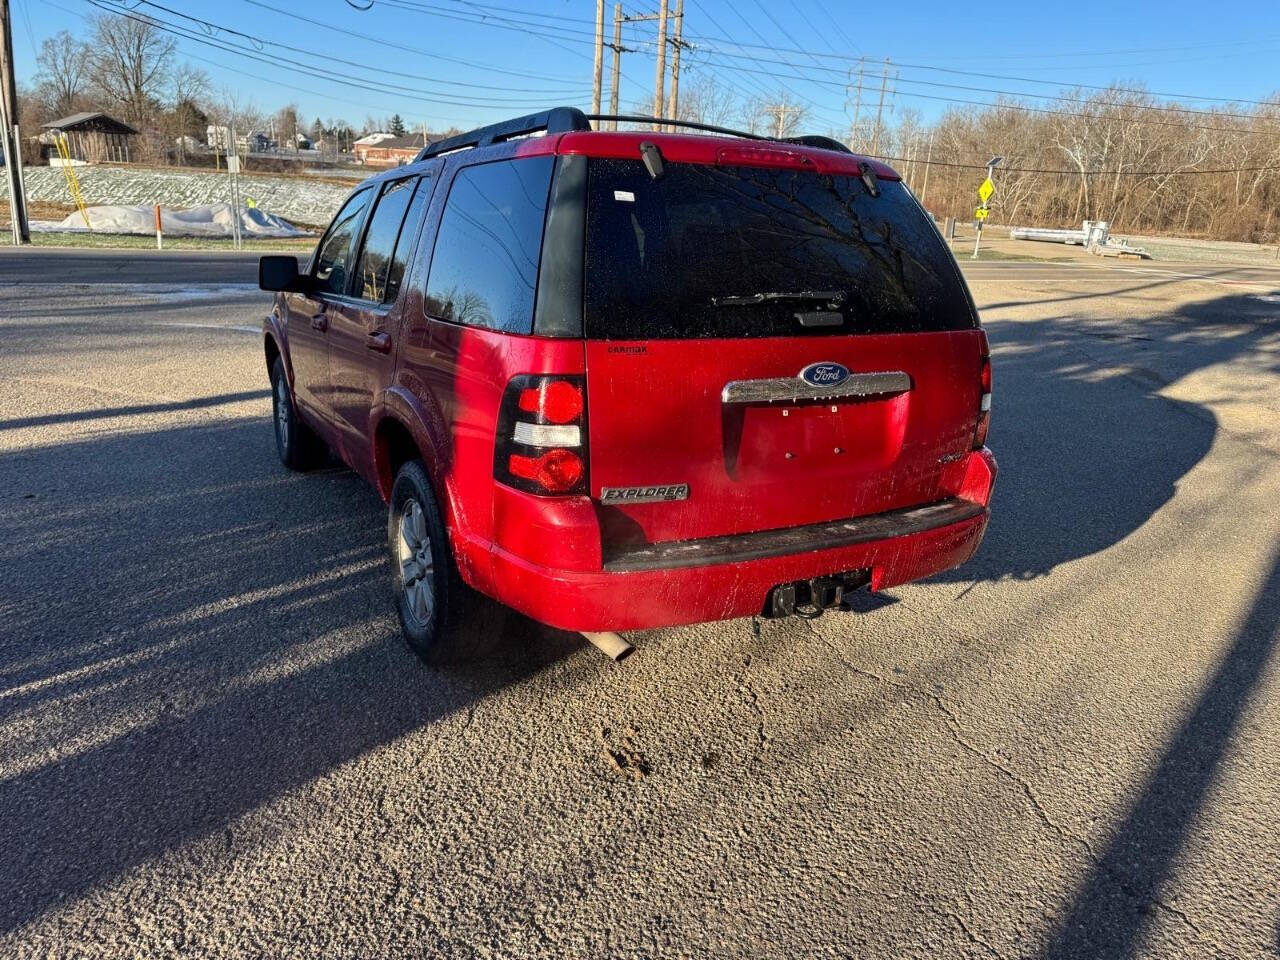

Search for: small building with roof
xmin=41 ymin=112 xmax=138 ymax=164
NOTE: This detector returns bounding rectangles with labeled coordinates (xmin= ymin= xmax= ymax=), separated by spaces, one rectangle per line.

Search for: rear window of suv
xmin=425 ymin=156 xmax=555 ymax=334
xmin=583 ymin=158 xmax=977 ymax=339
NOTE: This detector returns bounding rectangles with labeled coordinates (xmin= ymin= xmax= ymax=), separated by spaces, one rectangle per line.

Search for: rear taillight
xmin=495 ymin=375 xmax=588 ymax=496
xmin=974 ymin=337 xmax=992 ymax=449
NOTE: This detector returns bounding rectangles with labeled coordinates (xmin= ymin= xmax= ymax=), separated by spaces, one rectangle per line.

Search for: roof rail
xmin=589 ymin=116 xmax=854 ymax=155
xmin=586 ymin=114 xmax=768 ymax=142
xmin=416 ymin=107 xmax=591 ymax=161
xmin=415 ymin=107 xmax=858 ymax=162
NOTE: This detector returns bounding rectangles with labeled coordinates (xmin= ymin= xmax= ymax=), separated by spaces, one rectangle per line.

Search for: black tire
xmin=271 ymin=356 xmax=324 ymax=470
xmin=388 ymin=460 xmax=502 ymax=664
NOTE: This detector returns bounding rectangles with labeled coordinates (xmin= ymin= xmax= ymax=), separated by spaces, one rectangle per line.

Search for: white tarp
xmin=30 ymin=203 xmax=310 ymax=238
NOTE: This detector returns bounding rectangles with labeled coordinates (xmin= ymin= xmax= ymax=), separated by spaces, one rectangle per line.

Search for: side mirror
xmin=259 ymin=255 xmax=307 ymax=292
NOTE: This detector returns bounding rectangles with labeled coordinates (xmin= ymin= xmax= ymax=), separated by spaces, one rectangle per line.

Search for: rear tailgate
xmin=580 ymin=155 xmax=983 ymax=546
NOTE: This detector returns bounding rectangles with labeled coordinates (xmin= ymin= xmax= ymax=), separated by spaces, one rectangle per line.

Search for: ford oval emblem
xmin=800 ymin=362 xmax=851 ymax=388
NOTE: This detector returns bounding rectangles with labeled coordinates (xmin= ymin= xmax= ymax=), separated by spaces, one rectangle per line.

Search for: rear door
xmin=581 ymin=158 xmax=984 ymax=545
xmin=327 ymin=172 xmax=435 ymax=464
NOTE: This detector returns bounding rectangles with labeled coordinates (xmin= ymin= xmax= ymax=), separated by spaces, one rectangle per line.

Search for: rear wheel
xmin=388 ymin=460 xmax=502 ymax=664
xmin=271 ymin=356 xmax=323 ymax=470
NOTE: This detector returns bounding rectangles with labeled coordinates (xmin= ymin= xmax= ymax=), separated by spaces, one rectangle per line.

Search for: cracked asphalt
xmin=1 ymin=250 xmax=1278 ymax=958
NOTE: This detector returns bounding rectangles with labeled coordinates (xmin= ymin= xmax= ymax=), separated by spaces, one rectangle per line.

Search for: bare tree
xmin=170 ymin=64 xmax=210 ymax=163
xmin=741 ymin=94 xmax=807 ymax=138
xmin=87 ymin=14 xmax=176 ymax=123
xmin=35 ymin=30 xmax=91 ymax=118
xmin=676 ymin=73 xmax=739 ymax=127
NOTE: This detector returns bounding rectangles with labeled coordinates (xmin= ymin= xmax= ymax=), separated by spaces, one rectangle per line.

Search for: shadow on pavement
xmin=937 ymin=290 xmax=1279 ymax=584
xmin=0 ymin=389 xmax=270 ymax=431
xmin=0 ymin=417 xmax=581 ymax=933
xmin=1043 ymin=547 xmax=1280 ymax=958
xmin=938 ymin=287 xmax=1280 ymax=954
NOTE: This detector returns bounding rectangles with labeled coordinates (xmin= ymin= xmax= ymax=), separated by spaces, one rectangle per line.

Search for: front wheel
xmin=271 ymin=356 xmax=323 ymax=470
xmin=388 ymin=460 xmax=501 ymax=664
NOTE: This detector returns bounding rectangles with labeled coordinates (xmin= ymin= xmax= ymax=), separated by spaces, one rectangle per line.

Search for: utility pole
xmin=609 ymin=3 xmax=623 ymax=129
xmin=666 ymin=0 xmax=684 ymax=126
xmin=653 ymin=0 xmax=668 ymax=130
xmin=848 ymin=56 xmax=864 ymax=150
xmin=0 ymin=0 xmax=30 ymax=244
xmin=591 ymin=0 xmax=605 ymax=115
xmin=871 ymin=57 xmax=889 ymax=157
xmin=920 ymin=131 xmax=934 ymax=206
xmin=768 ymin=102 xmax=797 ymax=138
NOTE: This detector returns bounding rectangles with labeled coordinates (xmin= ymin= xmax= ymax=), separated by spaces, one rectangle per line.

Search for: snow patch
xmin=31 ymin=203 xmax=310 ymax=238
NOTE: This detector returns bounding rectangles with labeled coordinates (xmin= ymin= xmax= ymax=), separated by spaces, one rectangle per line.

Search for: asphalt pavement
xmin=1 ymin=248 xmax=1278 ymax=958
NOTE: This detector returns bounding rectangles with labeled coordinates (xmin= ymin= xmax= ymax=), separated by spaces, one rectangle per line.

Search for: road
xmin=1 ymin=249 xmax=1278 ymax=958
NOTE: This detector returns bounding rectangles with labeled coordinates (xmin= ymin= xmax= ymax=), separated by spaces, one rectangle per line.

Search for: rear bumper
xmin=491 ymin=488 xmax=993 ymax=633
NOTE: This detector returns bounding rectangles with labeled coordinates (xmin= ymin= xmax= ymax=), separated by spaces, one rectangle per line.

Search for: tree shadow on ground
xmin=0 ymin=417 xmax=582 ymax=933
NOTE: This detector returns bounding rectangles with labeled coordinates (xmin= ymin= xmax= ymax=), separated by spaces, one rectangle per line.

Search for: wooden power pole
xmin=666 ymin=0 xmax=684 ymax=127
xmin=653 ymin=0 xmax=668 ymax=130
xmin=0 ymin=0 xmax=30 ymax=244
xmin=591 ymin=0 xmax=604 ymax=115
xmin=609 ymin=3 xmax=623 ymax=129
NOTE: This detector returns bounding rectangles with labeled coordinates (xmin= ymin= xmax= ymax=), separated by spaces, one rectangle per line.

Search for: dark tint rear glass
xmin=583 ymin=159 xmax=977 ymax=339
xmin=424 ymin=156 xmax=554 ymax=334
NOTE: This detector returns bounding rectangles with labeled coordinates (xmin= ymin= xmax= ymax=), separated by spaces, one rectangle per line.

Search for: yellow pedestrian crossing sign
xmin=975 ymin=207 xmax=990 ymax=220
xmin=977 ymin=177 xmax=994 ymax=204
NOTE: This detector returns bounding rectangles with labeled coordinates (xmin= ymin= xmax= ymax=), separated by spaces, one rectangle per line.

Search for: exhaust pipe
xmin=581 ymin=631 xmax=635 ymax=662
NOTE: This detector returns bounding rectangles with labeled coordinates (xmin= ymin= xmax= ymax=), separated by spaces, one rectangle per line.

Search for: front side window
xmin=424 ymin=156 xmax=554 ymax=333
xmin=313 ymin=188 xmax=373 ymax=297
xmin=354 ymin=176 xmax=427 ymax=303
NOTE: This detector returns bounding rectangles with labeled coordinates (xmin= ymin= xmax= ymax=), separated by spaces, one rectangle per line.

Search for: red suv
xmin=259 ymin=108 xmax=996 ymax=662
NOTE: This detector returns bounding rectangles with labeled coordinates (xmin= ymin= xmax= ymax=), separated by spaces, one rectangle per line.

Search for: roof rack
xmin=586 ymin=114 xmax=769 ymax=141
xmin=416 ymin=107 xmax=591 ymax=161
xmin=415 ymin=107 xmax=856 ymax=163
xmin=588 ymin=116 xmax=853 ymax=154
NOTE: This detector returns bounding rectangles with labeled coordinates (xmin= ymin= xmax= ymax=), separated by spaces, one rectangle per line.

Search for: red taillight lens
xmin=508 ymin=449 xmax=584 ymax=493
xmin=974 ymin=355 xmax=992 ymax=449
xmin=496 ymin=375 xmax=589 ymax=496
xmin=518 ymin=380 xmax=583 ymax=424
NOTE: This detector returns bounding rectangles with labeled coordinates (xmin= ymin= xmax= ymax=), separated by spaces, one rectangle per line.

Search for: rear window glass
xmin=424 ymin=156 xmax=555 ymax=334
xmin=583 ymin=159 xmax=977 ymax=339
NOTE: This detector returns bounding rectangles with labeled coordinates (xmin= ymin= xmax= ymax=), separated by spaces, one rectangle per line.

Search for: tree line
xmin=19 ymin=14 xmax=1280 ymax=242
xmin=19 ymin=15 xmax=429 ymax=166
xmin=671 ymin=75 xmax=1280 ymax=244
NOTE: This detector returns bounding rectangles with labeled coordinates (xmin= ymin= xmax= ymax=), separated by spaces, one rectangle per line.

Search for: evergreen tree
xmin=389 ymin=114 xmax=406 ymax=136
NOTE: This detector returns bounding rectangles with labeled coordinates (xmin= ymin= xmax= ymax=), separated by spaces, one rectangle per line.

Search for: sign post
xmin=971 ymin=156 xmax=1002 ymax=259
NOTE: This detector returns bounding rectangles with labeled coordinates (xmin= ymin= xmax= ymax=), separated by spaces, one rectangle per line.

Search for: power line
xmin=867 ymin=153 xmax=1280 ymax=176
xmin=239 ymin=0 xmax=594 ymax=87
xmin=85 ymin=0 xmax=593 ymax=111
xmin=100 ymin=0 xmax=593 ymax=99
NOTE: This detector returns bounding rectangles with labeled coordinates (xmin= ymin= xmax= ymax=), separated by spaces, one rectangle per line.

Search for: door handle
xmin=366 ymin=331 xmax=393 ymax=353
xmin=310 ymin=313 xmax=328 ymax=332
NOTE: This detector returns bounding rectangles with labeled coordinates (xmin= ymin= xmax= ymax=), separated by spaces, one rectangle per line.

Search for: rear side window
xmin=424 ymin=156 xmax=554 ymax=334
xmin=583 ymin=159 xmax=977 ymax=339
xmin=353 ymin=176 xmax=426 ymax=304
xmin=314 ymin=188 xmax=373 ymax=297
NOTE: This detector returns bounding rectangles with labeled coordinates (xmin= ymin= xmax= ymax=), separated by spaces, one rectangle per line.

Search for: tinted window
xmin=314 ymin=188 xmax=373 ymax=296
xmin=354 ymin=177 xmax=424 ymax=303
xmin=583 ymin=160 xmax=978 ymax=339
xmin=424 ymin=156 xmax=554 ymax=333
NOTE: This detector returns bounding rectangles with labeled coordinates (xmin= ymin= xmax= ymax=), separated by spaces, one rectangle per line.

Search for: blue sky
xmin=12 ymin=0 xmax=1280 ymax=134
